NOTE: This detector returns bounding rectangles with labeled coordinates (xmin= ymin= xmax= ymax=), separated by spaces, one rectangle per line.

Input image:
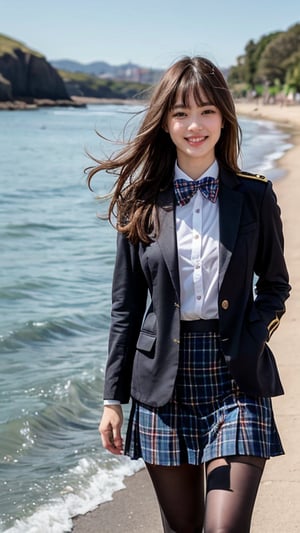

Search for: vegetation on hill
xmin=0 ymin=33 xmax=42 ymax=58
xmin=228 ymin=22 xmax=300 ymax=99
xmin=59 ymin=69 xmax=150 ymax=100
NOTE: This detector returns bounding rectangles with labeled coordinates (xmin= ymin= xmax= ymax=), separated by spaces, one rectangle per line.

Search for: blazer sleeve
xmin=254 ymin=181 xmax=291 ymax=338
xmin=103 ymin=232 xmax=148 ymax=403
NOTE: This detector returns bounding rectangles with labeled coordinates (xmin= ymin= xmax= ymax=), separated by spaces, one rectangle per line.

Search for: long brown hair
xmin=86 ymin=56 xmax=241 ymax=244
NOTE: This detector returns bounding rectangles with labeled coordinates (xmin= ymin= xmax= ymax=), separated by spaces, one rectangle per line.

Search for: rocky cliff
xmin=0 ymin=34 xmax=73 ymax=106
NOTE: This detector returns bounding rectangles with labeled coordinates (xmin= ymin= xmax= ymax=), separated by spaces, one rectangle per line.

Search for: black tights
xmin=146 ymin=455 xmax=265 ymax=533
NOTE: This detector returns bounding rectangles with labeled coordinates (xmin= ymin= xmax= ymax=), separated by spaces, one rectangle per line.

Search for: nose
xmin=187 ymin=115 xmax=203 ymax=130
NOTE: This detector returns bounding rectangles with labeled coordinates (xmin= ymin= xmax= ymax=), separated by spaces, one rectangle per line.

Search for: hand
xmin=99 ymin=405 xmax=124 ymax=455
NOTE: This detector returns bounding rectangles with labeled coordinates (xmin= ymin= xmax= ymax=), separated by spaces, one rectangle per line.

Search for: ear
xmin=162 ymin=123 xmax=169 ymax=133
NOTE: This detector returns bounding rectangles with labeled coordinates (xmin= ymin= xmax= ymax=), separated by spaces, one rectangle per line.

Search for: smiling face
xmin=165 ymin=90 xmax=223 ymax=179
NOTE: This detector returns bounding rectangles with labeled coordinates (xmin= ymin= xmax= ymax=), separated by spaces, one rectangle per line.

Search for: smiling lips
xmin=185 ymin=136 xmax=207 ymax=144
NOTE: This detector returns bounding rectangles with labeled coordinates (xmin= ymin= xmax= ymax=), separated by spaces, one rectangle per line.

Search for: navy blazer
xmin=104 ymin=168 xmax=291 ymax=406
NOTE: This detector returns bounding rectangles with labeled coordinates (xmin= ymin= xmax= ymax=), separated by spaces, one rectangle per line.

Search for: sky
xmin=1 ymin=0 xmax=299 ymax=69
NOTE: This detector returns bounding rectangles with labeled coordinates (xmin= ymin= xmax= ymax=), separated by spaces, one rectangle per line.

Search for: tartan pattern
xmin=174 ymin=177 xmax=219 ymax=206
xmin=125 ymin=331 xmax=284 ymax=465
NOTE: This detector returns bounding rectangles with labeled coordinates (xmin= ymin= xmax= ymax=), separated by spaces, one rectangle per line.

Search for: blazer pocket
xmin=241 ymin=318 xmax=269 ymax=358
xmin=136 ymin=331 xmax=156 ymax=356
xmin=233 ymin=319 xmax=283 ymax=396
xmin=248 ymin=306 xmax=262 ymax=323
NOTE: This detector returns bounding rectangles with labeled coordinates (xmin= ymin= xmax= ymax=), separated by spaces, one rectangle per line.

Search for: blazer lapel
xmin=157 ymin=188 xmax=180 ymax=299
xmin=219 ymin=169 xmax=244 ymax=284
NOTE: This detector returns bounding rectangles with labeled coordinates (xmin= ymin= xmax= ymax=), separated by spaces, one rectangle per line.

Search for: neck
xmin=176 ymin=158 xmax=217 ymax=180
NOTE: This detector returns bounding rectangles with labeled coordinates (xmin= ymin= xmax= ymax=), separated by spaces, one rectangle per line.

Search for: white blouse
xmin=174 ymin=160 xmax=220 ymax=320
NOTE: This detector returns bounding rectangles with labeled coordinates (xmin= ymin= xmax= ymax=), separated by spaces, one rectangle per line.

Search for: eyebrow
xmin=172 ymin=101 xmax=213 ymax=109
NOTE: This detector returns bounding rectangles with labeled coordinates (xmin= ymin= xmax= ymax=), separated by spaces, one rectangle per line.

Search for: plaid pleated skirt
xmin=125 ymin=329 xmax=284 ymax=465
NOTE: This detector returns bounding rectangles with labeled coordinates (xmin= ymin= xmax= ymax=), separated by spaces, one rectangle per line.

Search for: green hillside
xmin=59 ymin=69 xmax=149 ymax=99
xmin=0 ymin=33 xmax=43 ymax=58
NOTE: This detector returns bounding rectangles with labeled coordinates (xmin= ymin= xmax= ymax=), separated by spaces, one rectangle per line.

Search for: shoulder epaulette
xmin=237 ymin=170 xmax=268 ymax=183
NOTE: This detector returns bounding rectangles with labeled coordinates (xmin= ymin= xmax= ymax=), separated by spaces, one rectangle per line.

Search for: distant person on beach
xmin=88 ymin=56 xmax=291 ymax=532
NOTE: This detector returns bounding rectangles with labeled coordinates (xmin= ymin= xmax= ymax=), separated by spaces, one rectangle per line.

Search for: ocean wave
xmin=3 ymin=222 xmax=63 ymax=238
xmin=250 ymin=141 xmax=294 ymax=174
xmin=2 ymin=457 xmax=144 ymax=533
xmin=53 ymin=104 xmax=143 ymax=118
xmin=0 ymin=375 xmax=102 ymax=463
xmin=34 ymin=377 xmax=102 ymax=429
xmin=0 ymin=313 xmax=105 ymax=352
xmin=239 ymin=116 xmax=292 ymax=175
xmin=0 ymin=280 xmax=54 ymax=300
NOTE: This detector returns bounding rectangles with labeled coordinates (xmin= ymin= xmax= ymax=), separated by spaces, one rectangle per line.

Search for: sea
xmin=0 ymin=103 xmax=293 ymax=533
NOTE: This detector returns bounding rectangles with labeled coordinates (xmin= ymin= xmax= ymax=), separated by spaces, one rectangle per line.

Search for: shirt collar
xmin=174 ymin=160 xmax=219 ymax=182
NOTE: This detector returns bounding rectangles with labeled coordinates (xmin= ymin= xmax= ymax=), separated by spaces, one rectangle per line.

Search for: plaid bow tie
xmin=174 ymin=177 xmax=219 ymax=206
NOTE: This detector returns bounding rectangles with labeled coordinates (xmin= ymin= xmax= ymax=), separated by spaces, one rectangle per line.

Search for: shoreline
xmin=235 ymin=100 xmax=300 ymax=137
xmin=0 ymin=97 xmax=86 ymax=110
xmin=0 ymin=96 xmax=146 ymax=110
xmin=72 ymin=102 xmax=300 ymax=533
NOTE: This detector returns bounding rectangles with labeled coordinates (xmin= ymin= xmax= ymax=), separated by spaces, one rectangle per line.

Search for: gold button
xmin=173 ymin=338 xmax=180 ymax=344
xmin=221 ymin=299 xmax=229 ymax=310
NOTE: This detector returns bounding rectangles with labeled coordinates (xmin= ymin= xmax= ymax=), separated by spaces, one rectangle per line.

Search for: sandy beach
xmin=72 ymin=102 xmax=300 ymax=533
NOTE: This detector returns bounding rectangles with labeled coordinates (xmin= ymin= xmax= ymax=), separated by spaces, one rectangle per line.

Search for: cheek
xmin=211 ymin=119 xmax=223 ymax=137
xmin=168 ymin=122 xmax=182 ymax=137
xmin=168 ymin=129 xmax=182 ymax=148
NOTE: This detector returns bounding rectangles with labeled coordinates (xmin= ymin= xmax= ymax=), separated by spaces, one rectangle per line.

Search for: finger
xmin=100 ymin=427 xmax=123 ymax=455
xmin=112 ymin=427 xmax=123 ymax=451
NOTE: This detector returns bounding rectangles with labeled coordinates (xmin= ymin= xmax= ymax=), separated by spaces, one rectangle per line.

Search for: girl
xmin=88 ymin=56 xmax=290 ymax=532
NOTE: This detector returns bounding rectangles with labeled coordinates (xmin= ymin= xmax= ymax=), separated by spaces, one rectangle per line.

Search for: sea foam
xmin=4 ymin=456 xmax=144 ymax=533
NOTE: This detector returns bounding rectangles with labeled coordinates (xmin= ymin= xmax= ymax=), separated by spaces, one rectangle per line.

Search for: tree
xmin=227 ymin=33 xmax=280 ymax=88
xmin=243 ymin=40 xmax=258 ymax=86
xmin=257 ymin=23 xmax=300 ymax=85
xmin=284 ymin=51 xmax=300 ymax=93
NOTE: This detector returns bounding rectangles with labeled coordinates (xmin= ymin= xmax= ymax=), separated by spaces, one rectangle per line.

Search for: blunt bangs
xmin=169 ymin=64 xmax=218 ymax=111
xmin=166 ymin=59 xmax=233 ymax=120
xmin=168 ymin=70 xmax=212 ymax=109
